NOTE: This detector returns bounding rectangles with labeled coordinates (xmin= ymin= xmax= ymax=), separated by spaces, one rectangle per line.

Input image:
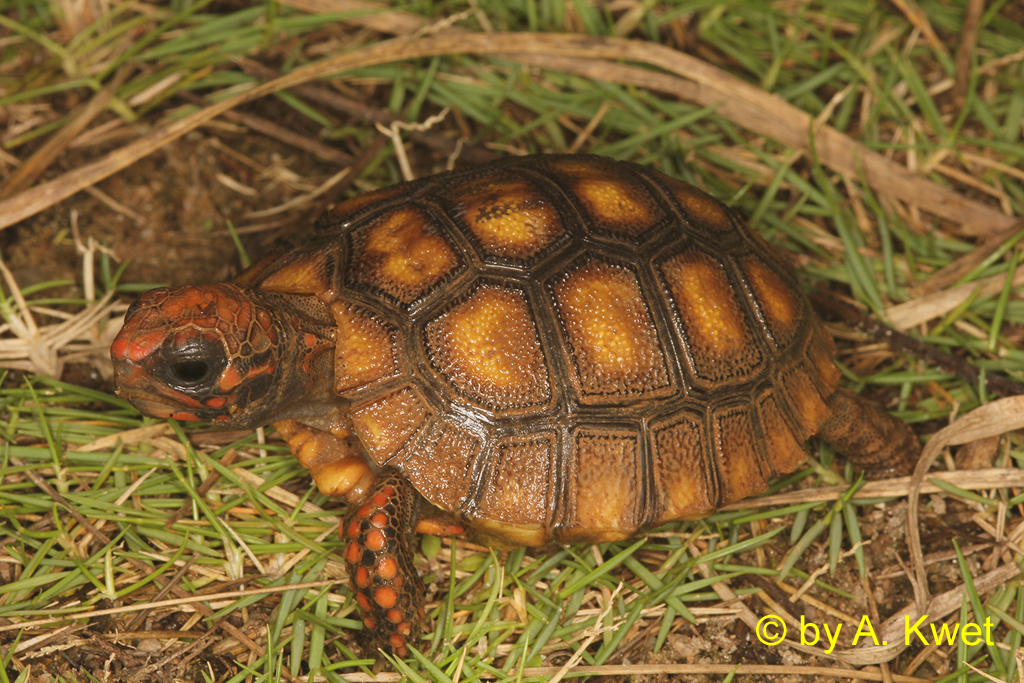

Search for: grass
xmin=1 ymin=0 xmax=1024 ymax=681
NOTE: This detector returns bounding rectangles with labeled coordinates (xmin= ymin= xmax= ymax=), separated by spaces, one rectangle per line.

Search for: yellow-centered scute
xmin=660 ymin=248 xmax=764 ymax=387
xmin=551 ymin=259 xmax=671 ymax=402
xmin=442 ymin=172 xmax=564 ymax=260
xmin=426 ymin=285 xmax=552 ymax=412
xmin=351 ymin=206 xmax=460 ymax=304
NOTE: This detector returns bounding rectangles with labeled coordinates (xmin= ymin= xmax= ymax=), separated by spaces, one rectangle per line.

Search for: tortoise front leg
xmin=274 ymin=415 xmax=375 ymax=499
xmin=342 ymin=468 xmax=425 ymax=657
xmin=275 ymin=418 xmax=454 ymax=656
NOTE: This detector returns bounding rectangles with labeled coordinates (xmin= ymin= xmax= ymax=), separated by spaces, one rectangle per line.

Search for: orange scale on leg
xmin=376 ymin=555 xmax=398 ymax=580
xmin=345 ymin=542 xmax=362 ymax=564
xmin=374 ymin=586 xmax=398 ymax=608
xmin=365 ymin=529 xmax=386 ymax=552
xmin=354 ymin=566 xmax=371 ymax=589
xmin=340 ymin=468 xmax=427 ymax=658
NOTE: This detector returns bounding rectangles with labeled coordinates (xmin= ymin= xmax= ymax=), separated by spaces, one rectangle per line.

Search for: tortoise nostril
xmin=169 ymin=360 xmax=212 ymax=385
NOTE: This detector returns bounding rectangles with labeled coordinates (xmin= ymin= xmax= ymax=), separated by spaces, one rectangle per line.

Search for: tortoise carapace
xmin=111 ymin=154 xmax=918 ymax=657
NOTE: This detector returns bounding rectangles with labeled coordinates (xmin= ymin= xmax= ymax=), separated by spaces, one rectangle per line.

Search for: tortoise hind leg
xmin=817 ymin=387 xmax=919 ymax=477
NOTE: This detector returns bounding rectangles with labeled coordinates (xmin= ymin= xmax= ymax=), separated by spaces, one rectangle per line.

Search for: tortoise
xmin=111 ymin=154 xmax=919 ymax=657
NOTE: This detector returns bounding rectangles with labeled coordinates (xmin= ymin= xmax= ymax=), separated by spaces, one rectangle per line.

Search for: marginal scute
xmin=650 ymin=412 xmax=715 ymax=523
xmin=349 ymin=205 xmax=460 ymax=305
xmin=326 ymin=184 xmax=410 ymax=226
xmin=426 ymin=284 xmax=552 ymax=412
xmin=711 ymin=404 xmax=768 ymax=505
xmin=562 ymin=426 xmax=640 ymax=541
xmin=257 ymin=250 xmax=333 ymax=296
xmin=475 ymin=432 xmax=554 ymax=531
xmin=807 ymin=322 xmax=841 ymax=390
xmin=776 ymin=362 xmax=833 ymax=441
xmin=332 ymin=301 xmax=400 ymax=392
xmin=440 ymin=170 xmax=564 ymax=260
xmin=540 ymin=156 xmax=666 ymax=239
xmin=740 ymin=254 xmax=804 ymax=349
xmin=753 ymin=388 xmax=806 ymax=477
xmin=400 ymin=419 xmax=480 ymax=515
xmin=350 ymin=387 xmax=429 ymax=466
xmin=551 ymin=258 xmax=672 ymax=402
xmin=653 ymin=172 xmax=733 ymax=232
xmin=659 ymin=248 xmax=763 ymax=387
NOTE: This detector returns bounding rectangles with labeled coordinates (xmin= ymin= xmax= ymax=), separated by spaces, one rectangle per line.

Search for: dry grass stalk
xmin=0 ymin=33 xmax=1012 ymax=238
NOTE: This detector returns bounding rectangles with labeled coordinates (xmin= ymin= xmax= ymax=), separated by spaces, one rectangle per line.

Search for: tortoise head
xmin=111 ymin=283 xmax=336 ymax=428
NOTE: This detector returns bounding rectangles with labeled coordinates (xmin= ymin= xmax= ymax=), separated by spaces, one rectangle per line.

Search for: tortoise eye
xmin=168 ymin=360 xmax=213 ymax=386
xmin=158 ymin=333 xmax=228 ymax=391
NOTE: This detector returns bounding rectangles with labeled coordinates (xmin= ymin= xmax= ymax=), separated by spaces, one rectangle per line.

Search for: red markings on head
xmin=229 ymin=362 xmax=276 ymax=389
xmin=255 ymin=308 xmax=275 ymax=348
xmin=160 ymin=287 xmax=209 ymax=316
xmin=218 ymin=366 xmax=243 ymax=392
xmin=109 ymin=337 xmax=130 ymax=362
xmin=115 ymin=284 xmax=278 ymax=365
xmin=126 ymin=330 xmax=169 ymax=362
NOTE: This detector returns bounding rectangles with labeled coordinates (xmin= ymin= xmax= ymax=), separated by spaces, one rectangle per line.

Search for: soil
xmin=3 ymin=128 xmax=333 ymax=292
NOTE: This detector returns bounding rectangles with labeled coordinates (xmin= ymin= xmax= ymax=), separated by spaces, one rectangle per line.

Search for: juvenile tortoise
xmin=111 ymin=154 xmax=919 ymax=657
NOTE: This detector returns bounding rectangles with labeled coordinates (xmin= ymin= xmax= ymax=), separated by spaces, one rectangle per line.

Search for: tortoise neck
xmin=258 ymin=291 xmax=339 ymax=424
